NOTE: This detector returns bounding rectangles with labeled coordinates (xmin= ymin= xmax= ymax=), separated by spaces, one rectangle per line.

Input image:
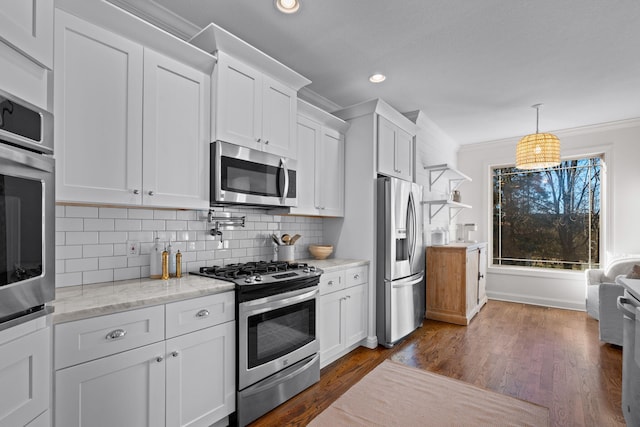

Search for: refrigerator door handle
xmin=391 ymin=272 xmax=424 ymax=288
xmin=407 ymin=192 xmax=417 ymax=266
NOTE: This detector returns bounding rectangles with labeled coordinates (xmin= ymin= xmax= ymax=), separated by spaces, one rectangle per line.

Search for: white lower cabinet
xmin=318 ymin=265 xmax=368 ymax=368
xmin=54 ymin=292 xmax=235 ymax=427
xmin=0 ymin=318 xmax=51 ymax=427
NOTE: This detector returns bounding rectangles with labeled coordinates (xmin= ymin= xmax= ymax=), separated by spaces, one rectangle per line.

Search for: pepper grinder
xmin=161 ymin=247 xmax=169 ymax=280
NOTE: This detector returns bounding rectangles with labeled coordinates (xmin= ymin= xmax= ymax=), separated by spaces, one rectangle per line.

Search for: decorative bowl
xmin=308 ymin=244 xmax=333 ymax=260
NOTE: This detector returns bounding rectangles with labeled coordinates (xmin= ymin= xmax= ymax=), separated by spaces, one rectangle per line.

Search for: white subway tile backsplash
xmin=55 ymin=204 xmax=325 ymax=287
xmin=83 ymin=269 xmax=114 ymax=284
xmin=66 ymin=258 xmax=98 ymax=272
xmin=84 ymin=218 xmax=115 ymax=232
xmin=115 ymin=219 xmax=142 ymax=231
xmin=65 ymin=206 xmax=99 ymax=218
xmin=66 ymin=232 xmax=99 ymax=245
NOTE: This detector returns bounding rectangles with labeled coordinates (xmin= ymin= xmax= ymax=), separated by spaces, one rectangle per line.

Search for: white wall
xmin=457 ymin=118 xmax=640 ymax=310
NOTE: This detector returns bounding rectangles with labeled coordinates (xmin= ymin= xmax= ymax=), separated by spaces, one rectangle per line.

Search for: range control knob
xmin=254 ymin=274 xmax=263 ymax=282
xmin=244 ymin=276 xmax=254 ymax=284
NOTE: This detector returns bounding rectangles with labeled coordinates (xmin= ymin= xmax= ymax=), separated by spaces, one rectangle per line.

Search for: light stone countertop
xmin=298 ymin=258 xmax=369 ymax=273
xmin=51 ymin=258 xmax=368 ymax=324
xmin=52 ymin=275 xmax=234 ymax=324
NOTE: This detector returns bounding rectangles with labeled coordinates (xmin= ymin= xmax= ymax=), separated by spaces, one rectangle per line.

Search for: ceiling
xmin=131 ymin=0 xmax=640 ymax=144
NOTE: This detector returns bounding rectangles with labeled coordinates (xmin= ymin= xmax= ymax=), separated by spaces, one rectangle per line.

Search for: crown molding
xmin=459 ymin=117 xmax=640 ymax=152
xmin=107 ymin=0 xmax=200 ymax=40
xmin=298 ymin=87 xmax=342 ymax=113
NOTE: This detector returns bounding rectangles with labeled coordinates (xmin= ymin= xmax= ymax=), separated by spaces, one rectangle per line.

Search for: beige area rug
xmin=309 ymin=360 xmax=549 ymax=427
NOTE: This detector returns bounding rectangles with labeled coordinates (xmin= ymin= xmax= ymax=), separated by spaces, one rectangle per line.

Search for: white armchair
xmin=585 ymin=258 xmax=640 ymax=346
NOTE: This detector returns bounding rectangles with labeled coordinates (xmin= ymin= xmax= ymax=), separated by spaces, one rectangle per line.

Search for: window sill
xmin=488 ymin=265 xmax=584 ymax=281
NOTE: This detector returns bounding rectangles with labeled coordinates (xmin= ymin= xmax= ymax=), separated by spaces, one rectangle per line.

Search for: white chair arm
xmin=585 ymin=269 xmax=604 ymax=287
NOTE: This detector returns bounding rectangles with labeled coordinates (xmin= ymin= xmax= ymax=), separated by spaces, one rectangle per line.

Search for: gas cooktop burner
xmin=190 ymin=260 xmax=321 ymax=287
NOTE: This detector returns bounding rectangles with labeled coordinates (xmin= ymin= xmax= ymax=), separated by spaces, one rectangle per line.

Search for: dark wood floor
xmin=250 ymin=300 xmax=625 ymax=427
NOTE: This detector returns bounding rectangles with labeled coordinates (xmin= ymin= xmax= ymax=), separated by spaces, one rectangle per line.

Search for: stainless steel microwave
xmin=210 ymin=141 xmax=297 ymax=207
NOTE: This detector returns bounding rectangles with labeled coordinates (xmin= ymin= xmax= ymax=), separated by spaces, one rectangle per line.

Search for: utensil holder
xmin=275 ymin=245 xmax=295 ymax=262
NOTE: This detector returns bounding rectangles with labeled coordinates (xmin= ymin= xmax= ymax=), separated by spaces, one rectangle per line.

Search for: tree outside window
xmin=492 ymin=156 xmax=601 ymax=270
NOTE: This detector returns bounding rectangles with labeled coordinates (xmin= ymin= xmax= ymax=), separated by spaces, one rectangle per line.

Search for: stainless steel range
xmin=191 ymin=261 xmax=322 ymax=426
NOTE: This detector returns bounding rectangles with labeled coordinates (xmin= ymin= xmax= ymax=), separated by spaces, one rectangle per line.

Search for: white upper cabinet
xmin=0 ymin=0 xmax=53 ymax=68
xmin=54 ymin=10 xmax=211 ymax=209
xmin=142 ymin=49 xmax=209 ymax=209
xmin=285 ymin=100 xmax=348 ymax=217
xmin=190 ymin=23 xmax=310 ymax=159
xmin=378 ymin=115 xmax=414 ymax=182
xmin=54 ymin=10 xmax=144 ymax=206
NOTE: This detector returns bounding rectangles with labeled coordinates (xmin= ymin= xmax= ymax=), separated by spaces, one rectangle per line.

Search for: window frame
xmin=486 ymin=146 xmax=610 ymax=277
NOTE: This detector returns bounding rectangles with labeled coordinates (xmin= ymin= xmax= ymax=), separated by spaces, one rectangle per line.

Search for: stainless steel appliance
xmin=617 ymin=281 xmax=640 ymax=426
xmin=211 ymin=140 xmax=297 ymax=207
xmin=191 ymin=261 xmax=321 ymax=426
xmin=376 ymin=176 xmax=424 ymax=348
xmin=0 ymin=88 xmax=55 ymax=330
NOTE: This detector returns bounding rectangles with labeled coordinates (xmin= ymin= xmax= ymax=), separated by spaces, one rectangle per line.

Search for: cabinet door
xmin=262 ymin=75 xmax=297 ymax=157
xmin=318 ymin=291 xmax=344 ymax=364
xmin=166 ymin=322 xmax=235 ymax=427
xmin=55 ymin=341 xmax=166 ymax=427
xmin=344 ymin=283 xmax=367 ymax=347
xmin=0 ymin=0 xmax=53 ymax=68
xmin=317 ymin=127 xmax=345 ymax=217
xmin=0 ymin=327 xmax=50 ymax=427
xmin=54 ymin=10 xmax=143 ymax=205
xmin=377 ymin=116 xmax=398 ymax=178
xmin=142 ymin=49 xmax=210 ymax=209
xmin=293 ymin=116 xmax=320 ymax=215
xmin=466 ymin=248 xmax=480 ymax=316
xmin=215 ymin=52 xmax=261 ymax=150
xmin=395 ymin=127 xmax=413 ymax=181
xmin=477 ymin=245 xmax=487 ymax=304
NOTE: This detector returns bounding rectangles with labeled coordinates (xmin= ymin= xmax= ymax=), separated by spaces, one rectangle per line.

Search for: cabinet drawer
xmin=319 ymin=271 xmax=345 ymax=295
xmin=54 ymin=305 xmax=164 ymax=369
xmin=165 ymin=292 xmax=235 ymax=339
xmin=345 ymin=266 xmax=368 ymax=287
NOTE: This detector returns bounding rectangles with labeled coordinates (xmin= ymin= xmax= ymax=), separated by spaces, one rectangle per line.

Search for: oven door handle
xmin=241 ymin=354 xmax=319 ymax=398
xmin=241 ymin=287 xmax=318 ymax=316
xmin=617 ymin=296 xmax=637 ymax=320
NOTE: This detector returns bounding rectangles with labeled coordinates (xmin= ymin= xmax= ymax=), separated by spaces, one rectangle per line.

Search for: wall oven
xmin=210 ymin=140 xmax=297 ymax=207
xmin=0 ymin=88 xmax=55 ymax=331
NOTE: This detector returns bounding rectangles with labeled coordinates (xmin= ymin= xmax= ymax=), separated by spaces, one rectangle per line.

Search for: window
xmin=492 ymin=156 xmax=601 ymax=270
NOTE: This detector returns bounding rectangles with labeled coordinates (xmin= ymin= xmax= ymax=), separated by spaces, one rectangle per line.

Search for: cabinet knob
xmin=156 ymin=356 xmax=164 ymax=363
xmin=148 ymin=190 xmax=155 ymax=196
xmin=105 ymin=329 xmax=127 ymax=341
xmin=195 ymin=309 xmax=210 ymax=318
xmin=264 ymin=140 xmax=269 ymax=145
xmin=133 ymin=189 xmax=140 ymax=195
xmin=353 ymin=274 xmax=360 ymax=279
xmin=171 ymin=351 xmax=179 ymax=358
xmin=328 ymin=280 xmax=334 ymax=286
xmin=256 ymin=138 xmax=262 ymax=143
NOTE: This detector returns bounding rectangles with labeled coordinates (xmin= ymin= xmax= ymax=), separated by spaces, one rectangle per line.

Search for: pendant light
xmin=515 ymin=104 xmax=561 ymax=170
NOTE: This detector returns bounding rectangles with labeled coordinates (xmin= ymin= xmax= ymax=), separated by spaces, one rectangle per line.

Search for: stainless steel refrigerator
xmin=376 ymin=176 xmax=425 ymax=348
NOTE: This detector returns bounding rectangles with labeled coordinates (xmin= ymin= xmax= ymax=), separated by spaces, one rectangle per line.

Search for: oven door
xmin=211 ymin=140 xmax=297 ymax=207
xmin=0 ymin=142 xmax=55 ymax=329
xmin=238 ymin=286 xmax=318 ymax=390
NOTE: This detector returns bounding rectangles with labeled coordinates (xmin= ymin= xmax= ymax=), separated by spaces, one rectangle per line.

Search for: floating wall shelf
xmin=423 ymin=163 xmax=472 ymax=192
xmin=422 ymin=200 xmax=471 ymax=224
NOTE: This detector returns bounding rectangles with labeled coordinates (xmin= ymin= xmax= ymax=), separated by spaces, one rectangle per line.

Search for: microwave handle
xmin=280 ymin=158 xmax=289 ymax=204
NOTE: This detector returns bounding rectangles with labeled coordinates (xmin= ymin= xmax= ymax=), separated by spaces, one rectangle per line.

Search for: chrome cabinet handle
xmin=353 ymin=274 xmax=360 ymax=280
xmin=264 ymin=140 xmax=269 ymax=145
xmin=133 ymin=189 xmax=140 ymax=195
xmin=195 ymin=309 xmax=210 ymax=318
xmin=256 ymin=138 xmax=262 ymax=143
xmin=148 ymin=190 xmax=154 ymax=196
xmin=327 ymin=280 xmax=334 ymax=286
xmin=156 ymin=356 xmax=163 ymax=363
xmin=171 ymin=351 xmax=179 ymax=358
xmin=106 ymin=329 xmax=127 ymax=340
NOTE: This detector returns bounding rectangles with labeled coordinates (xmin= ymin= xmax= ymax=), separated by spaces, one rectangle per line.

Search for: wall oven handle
xmin=280 ymin=158 xmax=289 ymax=204
xmin=617 ymin=296 xmax=637 ymax=320
xmin=241 ymin=354 xmax=319 ymax=398
xmin=241 ymin=287 xmax=318 ymax=316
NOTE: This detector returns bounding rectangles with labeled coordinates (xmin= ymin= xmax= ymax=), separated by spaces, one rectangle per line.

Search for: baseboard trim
xmin=487 ymin=291 xmax=585 ymax=311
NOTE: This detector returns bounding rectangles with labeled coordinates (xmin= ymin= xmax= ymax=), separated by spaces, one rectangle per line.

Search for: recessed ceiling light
xmin=369 ymin=73 xmax=386 ymax=83
xmin=275 ymin=0 xmax=300 ymax=14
